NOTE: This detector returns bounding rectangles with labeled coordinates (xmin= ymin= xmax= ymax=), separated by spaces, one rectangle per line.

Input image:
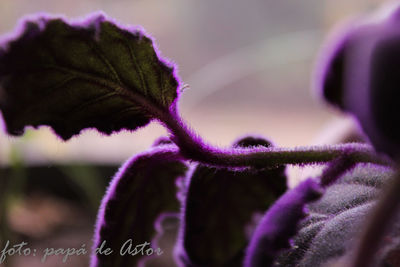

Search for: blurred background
xmin=0 ymin=0 xmax=388 ymax=266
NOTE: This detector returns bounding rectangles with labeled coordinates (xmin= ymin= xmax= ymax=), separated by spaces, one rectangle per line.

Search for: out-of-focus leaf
xmin=316 ymin=5 xmax=400 ymax=158
xmin=91 ymin=146 xmax=187 ymax=267
xmin=274 ymin=163 xmax=397 ymax=267
xmin=0 ymin=13 xmax=179 ymax=140
xmin=176 ymin=136 xmax=287 ymax=267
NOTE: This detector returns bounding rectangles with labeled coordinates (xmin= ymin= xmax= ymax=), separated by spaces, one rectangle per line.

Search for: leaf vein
xmin=86 ymin=39 xmax=123 ymax=85
xmin=68 ymin=91 xmax=119 ymax=114
xmin=39 ymin=63 xmax=167 ymax=117
xmin=124 ymin=39 xmax=149 ymax=97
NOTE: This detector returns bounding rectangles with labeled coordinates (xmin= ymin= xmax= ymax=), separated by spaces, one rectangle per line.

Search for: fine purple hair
xmin=90 ymin=145 xmax=182 ymax=267
xmin=314 ymin=4 xmax=400 ymax=158
xmin=0 ymin=11 xmax=182 ymax=141
xmin=244 ymin=178 xmax=323 ymax=267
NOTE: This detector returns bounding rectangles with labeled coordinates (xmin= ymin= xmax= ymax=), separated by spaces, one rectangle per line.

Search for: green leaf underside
xmin=179 ymin=137 xmax=287 ymax=267
xmin=0 ymin=14 xmax=178 ymax=140
xmin=93 ymin=147 xmax=187 ymax=267
xmin=274 ymin=163 xmax=399 ymax=267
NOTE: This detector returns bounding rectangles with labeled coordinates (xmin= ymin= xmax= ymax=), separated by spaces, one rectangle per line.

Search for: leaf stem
xmin=156 ymin=107 xmax=391 ymax=168
xmin=117 ymin=77 xmax=389 ymax=168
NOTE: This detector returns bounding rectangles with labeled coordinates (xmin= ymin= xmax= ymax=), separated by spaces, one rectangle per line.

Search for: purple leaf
xmin=316 ymin=5 xmax=400 ymax=158
xmin=91 ymin=146 xmax=187 ymax=267
xmin=274 ymin=163 xmax=396 ymax=267
xmin=0 ymin=13 xmax=180 ymax=140
xmin=244 ymin=178 xmax=323 ymax=267
xmin=176 ymin=136 xmax=287 ymax=267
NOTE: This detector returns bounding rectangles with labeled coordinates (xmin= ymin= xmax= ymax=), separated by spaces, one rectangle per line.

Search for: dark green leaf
xmin=274 ymin=163 xmax=397 ymax=267
xmin=176 ymin=136 xmax=287 ymax=267
xmin=91 ymin=146 xmax=187 ymax=267
xmin=0 ymin=13 xmax=179 ymax=140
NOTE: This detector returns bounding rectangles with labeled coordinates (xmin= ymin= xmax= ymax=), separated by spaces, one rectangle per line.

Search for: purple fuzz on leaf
xmin=316 ymin=5 xmax=400 ymax=158
xmin=176 ymin=135 xmax=287 ymax=267
xmin=274 ymin=163 xmax=399 ymax=267
xmin=244 ymin=177 xmax=323 ymax=267
xmin=91 ymin=145 xmax=187 ymax=267
xmin=0 ymin=12 xmax=180 ymax=140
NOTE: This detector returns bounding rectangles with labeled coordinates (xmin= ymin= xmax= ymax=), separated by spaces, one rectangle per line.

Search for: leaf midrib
xmin=20 ymin=63 xmax=169 ymax=123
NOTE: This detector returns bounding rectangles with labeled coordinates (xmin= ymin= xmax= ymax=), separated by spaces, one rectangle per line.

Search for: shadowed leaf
xmin=91 ymin=146 xmax=187 ymax=267
xmin=0 ymin=13 xmax=179 ymax=140
xmin=274 ymin=163 xmax=397 ymax=267
xmin=176 ymin=136 xmax=287 ymax=267
xmin=316 ymin=5 xmax=400 ymax=158
xmin=244 ymin=178 xmax=323 ymax=267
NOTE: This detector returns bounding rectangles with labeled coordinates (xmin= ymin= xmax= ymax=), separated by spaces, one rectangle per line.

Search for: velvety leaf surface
xmin=0 ymin=13 xmax=179 ymax=140
xmin=176 ymin=136 xmax=287 ymax=267
xmin=244 ymin=178 xmax=323 ymax=267
xmin=91 ymin=146 xmax=187 ymax=267
xmin=316 ymin=5 xmax=400 ymax=157
xmin=274 ymin=163 xmax=396 ymax=267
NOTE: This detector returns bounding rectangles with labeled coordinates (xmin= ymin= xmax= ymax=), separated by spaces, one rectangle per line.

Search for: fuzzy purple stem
xmin=97 ymin=72 xmax=389 ymax=168
xmin=159 ymin=108 xmax=391 ymax=168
